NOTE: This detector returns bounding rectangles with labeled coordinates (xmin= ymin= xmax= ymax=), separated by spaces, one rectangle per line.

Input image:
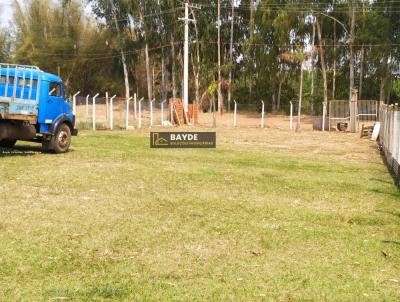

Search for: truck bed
xmin=0 ymin=64 xmax=40 ymax=123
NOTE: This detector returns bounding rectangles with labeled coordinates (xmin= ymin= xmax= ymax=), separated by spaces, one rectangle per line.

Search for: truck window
xmin=0 ymin=76 xmax=37 ymax=87
xmin=0 ymin=75 xmax=14 ymax=85
xmin=49 ymin=82 xmax=62 ymax=97
xmin=26 ymin=79 xmax=38 ymax=88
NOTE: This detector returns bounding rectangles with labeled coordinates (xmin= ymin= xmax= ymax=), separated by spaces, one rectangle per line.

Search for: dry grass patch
xmin=0 ymin=126 xmax=399 ymax=301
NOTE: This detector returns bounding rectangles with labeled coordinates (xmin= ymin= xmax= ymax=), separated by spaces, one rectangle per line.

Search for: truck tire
xmin=0 ymin=139 xmax=17 ymax=148
xmin=43 ymin=123 xmax=71 ymax=154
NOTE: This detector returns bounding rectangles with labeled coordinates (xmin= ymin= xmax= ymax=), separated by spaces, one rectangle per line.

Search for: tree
xmin=0 ymin=29 xmax=11 ymax=62
xmin=316 ymin=16 xmax=328 ymax=111
xmin=6 ymin=0 xmax=400 ymax=113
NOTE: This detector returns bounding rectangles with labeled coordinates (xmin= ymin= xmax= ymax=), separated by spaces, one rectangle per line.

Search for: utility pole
xmin=311 ymin=18 xmax=315 ymax=114
xmin=179 ymin=2 xmax=197 ymax=118
xmin=249 ymin=0 xmax=255 ymax=101
xmin=349 ymin=1 xmax=356 ymax=101
xmin=217 ymin=0 xmax=222 ymax=114
xmin=183 ymin=3 xmax=190 ymax=114
xmin=109 ymin=0 xmax=130 ymax=102
xmin=296 ymin=62 xmax=304 ymax=133
xmin=228 ymin=0 xmax=235 ymax=113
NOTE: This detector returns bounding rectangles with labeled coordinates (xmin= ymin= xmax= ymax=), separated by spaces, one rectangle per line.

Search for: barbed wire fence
xmin=74 ymin=94 xmax=173 ymax=130
xmin=72 ymin=92 xmax=380 ymax=133
xmin=73 ymin=94 xmax=273 ymax=130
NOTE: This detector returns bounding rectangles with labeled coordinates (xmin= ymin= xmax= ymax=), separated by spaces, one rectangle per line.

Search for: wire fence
xmin=73 ymin=94 xmax=272 ymax=130
xmin=379 ymin=103 xmax=400 ymax=184
xmin=74 ymin=95 xmax=170 ymax=130
xmin=72 ymin=93 xmax=384 ymax=133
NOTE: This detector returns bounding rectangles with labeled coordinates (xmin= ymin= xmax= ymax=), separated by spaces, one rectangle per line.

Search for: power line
xmin=27 ymin=42 xmax=184 ymax=62
xmin=22 ymin=40 xmax=400 ymax=62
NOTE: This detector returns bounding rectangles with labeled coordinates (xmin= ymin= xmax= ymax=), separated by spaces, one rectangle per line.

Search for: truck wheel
xmin=0 ymin=139 xmax=17 ymax=148
xmin=53 ymin=123 xmax=72 ymax=154
xmin=43 ymin=123 xmax=71 ymax=154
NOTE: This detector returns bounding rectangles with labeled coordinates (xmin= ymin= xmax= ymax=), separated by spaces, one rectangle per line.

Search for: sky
xmin=0 ymin=0 xmax=13 ymax=26
xmin=0 ymin=0 xmax=94 ymax=27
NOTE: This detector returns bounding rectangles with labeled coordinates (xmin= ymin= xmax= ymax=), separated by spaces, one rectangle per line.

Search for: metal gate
xmin=357 ymin=100 xmax=379 ymax=130
xmin=328 ymin=99 xmax=378 ymax=131
xmin=328 ymin=100 xmax=350 ymax=131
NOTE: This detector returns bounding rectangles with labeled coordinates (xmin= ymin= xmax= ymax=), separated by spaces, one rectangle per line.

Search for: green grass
xmin=0 ymin=128 xmax=399 ymax=301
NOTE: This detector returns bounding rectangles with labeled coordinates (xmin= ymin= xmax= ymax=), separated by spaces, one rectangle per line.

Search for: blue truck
xmin=0 ymin=63 xmax=77 ymax=153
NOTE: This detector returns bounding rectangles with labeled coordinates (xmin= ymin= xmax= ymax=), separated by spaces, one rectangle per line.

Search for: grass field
xmin=0 ymin=126 xmax=399 ymax=301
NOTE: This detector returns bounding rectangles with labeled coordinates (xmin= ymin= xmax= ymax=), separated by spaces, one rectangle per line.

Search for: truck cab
xmin=0 ymin=63 xmax=77 ymax=153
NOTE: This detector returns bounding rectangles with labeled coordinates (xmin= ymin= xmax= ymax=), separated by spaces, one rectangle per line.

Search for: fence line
xmin=379 ymin=103 xmax=400 ymax=184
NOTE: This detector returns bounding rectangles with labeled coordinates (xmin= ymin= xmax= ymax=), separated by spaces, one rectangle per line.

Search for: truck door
xmin=46 ymin=81 xmax=64 ymax=121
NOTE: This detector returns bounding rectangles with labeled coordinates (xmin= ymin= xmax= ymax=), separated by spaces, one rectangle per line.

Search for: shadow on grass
xmin=379 ymin=149 xmax=400 ymax=188
xmin=369 ymin=178 xmax=393 ymax=185
xmin=370 ymin=188 xmax=400 ymax=199
xmin=382 ymin=240 xmax=400 ymax=246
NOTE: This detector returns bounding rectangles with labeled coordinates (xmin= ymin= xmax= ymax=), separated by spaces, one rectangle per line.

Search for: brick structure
xmin=168 ymin=98 xmax=199 ymax=125
xmin=169 ymin=98 xmax=184 ymax=125
xmin=189 ymin=102 xmax=199 ymax=124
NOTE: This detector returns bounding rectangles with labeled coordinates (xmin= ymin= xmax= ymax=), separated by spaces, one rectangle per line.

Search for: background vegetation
xmin=1 ymin=0 xmax=400 ymax=113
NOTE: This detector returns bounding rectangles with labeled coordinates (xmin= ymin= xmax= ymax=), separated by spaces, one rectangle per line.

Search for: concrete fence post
xmin=350 ymin=89 xmax=358 ymax=133
xmin=322 ymin=101 xmax=327 ymax=132
xmin=379 ymin=102 xmax=384 ymax=146
xmin=394 ymin=105 xmax=400 ymax=164
xmin=261 ymin=100 xmax=265 ymax=129
xmin=389 ymin=105 xmax=394 ymax=156
xmin=393 ymin=107 xmax=399 ymax=163
xmin=92 ymin=93 xmax=99 ymax=131
xmin=138 ymin=97 xmax=144 ymax=129
xmin=290 ymin=101 xmax=293 ymax=130
xmin=384 ymin=105 xmax=388 ymax=149
xmin=161 ymin=100 xmax=166 ymax=126
xmin=73 ymin=91 xmax=80 ymax=116
xmin=125 ymin=96 xmax=133 ymax=130
xmin=105 ymin=92 xmax=109 ymax=124
xmin=233 ymin=100 xmax=237 ymax=128
xmin=109 ymin=95 xmax=116 ymax=130
xmin=85 ymin=94 xmax=90 ymax=117
xmin=150 ymin=99 xmax=155 ymax=127
xmin=134 ymin=93 xmax=137 ymax=120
